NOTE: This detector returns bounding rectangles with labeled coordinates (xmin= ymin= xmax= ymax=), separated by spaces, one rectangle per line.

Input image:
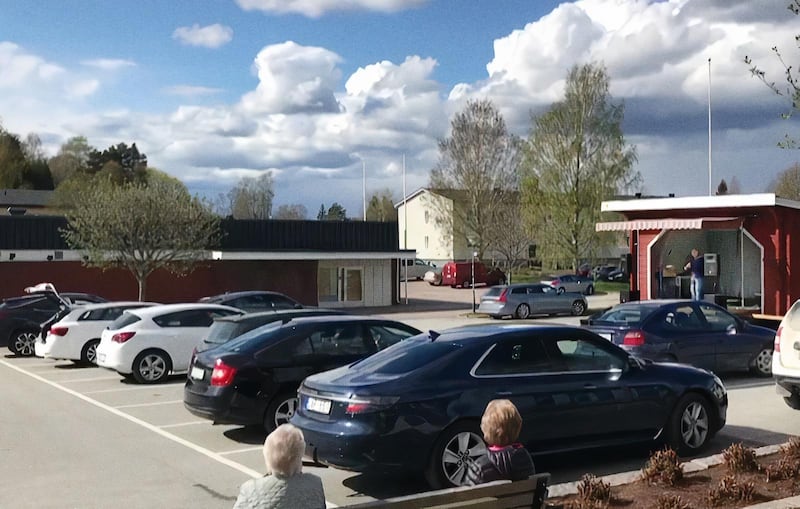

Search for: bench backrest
xmin=346 ymin=473 xmax=550 ymax=509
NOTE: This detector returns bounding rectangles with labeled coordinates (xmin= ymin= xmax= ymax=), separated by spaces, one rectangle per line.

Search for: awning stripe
xmin=595 ymin=217 xmax=740 ymax=232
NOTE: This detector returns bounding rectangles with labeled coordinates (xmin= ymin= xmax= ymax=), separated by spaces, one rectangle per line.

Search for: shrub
xmin=781 ymin=437 xmax=800 ymax=460
xmin=641 ymin=447 xmax=684 ymax=486
xmin=705 ymin=474 xmax=756 ymax=506
xmin=764 ymin=457 xmax=800 ymax=481
xmin=654 ymin=494 xmax=691 ymax=509
xmin=569 ymin=474 xmax=612 ymax=509
xmin=722 ymin=443 xmax=759 ymax=473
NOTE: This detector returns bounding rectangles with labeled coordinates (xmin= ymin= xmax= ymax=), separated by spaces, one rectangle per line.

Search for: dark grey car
xmin=478 ymin=283 xmax=588 ymax=319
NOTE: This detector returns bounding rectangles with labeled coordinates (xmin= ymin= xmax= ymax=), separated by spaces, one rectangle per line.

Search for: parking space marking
xmin=53 ymin=375 xmax=124 ymax=383
xmin=159 ymin=421 xmax=209 ymax=429
xmin=85 ymin=385 xmax=183 ymax=394
xmin=218 ymin=446 xmax=264 ymax=456
xmin=114 ymin=399 xmax=183 ymax=409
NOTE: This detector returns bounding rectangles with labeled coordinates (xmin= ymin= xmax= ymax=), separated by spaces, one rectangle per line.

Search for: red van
xmin=440 ymin=261 xmax=506 ymax=288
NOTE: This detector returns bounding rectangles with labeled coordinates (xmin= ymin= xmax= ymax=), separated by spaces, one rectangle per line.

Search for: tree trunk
xmin=137 ymin=275 xmax=147 ymax=302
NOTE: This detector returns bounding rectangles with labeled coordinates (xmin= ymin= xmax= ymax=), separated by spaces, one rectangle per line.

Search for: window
xmin=511 ymin=287 xmax=527 ymax=295
xmin=474 ymin=337 xmax=553 ymax=376
xmin=107 ymin=313 xmax=141 ymax=331
xmin=269 ymin=295 xmax=299 ymax=310
xmin=344 ymin=269 xmax=362 ymax=301
xmin=304 ymin=324 xmax=372 ymax=356
xmin=697 ymin=303 xmax=737 ymax=332
xmin=548 ymin=336 xmax=625 ymax=372
xmin=154 ymin=309 xmax=238 ymax=328
xmin=318 ymin=267 xmax=338 ymax=303
xmin=367 ymin=323 xmax=419 ymax=349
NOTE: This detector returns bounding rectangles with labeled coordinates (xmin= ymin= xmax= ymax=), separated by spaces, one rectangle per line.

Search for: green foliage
xmin=429 ymin=99 xmax=521 ymax=258
xmin=366 ymin=189 xmax=397 ymax=221
xmin=0 ymin=128 xmax=29 ymax=188
xmin=641 ymin=447 xmax=684 ymax=486
xmin=48 ymin=136 xmax=91 ymax=186
xmin=521 ymin=63 xmax=639 ymax=270
xmin=86 ymin=142 xmax=147 ymax=183
xmin=62 ymin=178 xmax=219 ymax=300
xmin=772 ymin=163 xmax=800 ymax=200
xmin=324 ymin=202 xmax=347 ymax=220
xmin=744 ymin=1 xmax=800 ymax=149
xmin=273 ymin=203 xmax=308 ymax=220
xmin=722 ymin=443 xmax=760 ymax=474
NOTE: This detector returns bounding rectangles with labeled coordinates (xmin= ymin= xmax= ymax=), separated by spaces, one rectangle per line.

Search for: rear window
xmin=484 ymin=287 xmax=504 ymax=297
xmin=786 ymin=300 xmax=800 ymax=329
xmin=349 ymin=336 xmax=461 ymax=375
xmin=593 ymin=304 xmax=659 ymax=325
xmin=205 ymin=321 xmax=246 ymax=346
xmin=221 ymin=321 xmax=285 ymax=353
xmin=107 ymin=312 xmax=141 ymax=331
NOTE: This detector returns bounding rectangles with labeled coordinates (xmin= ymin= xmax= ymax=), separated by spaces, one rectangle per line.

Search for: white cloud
xmin=172 ymin=24 xmax=233 ymax=48
xmin=163 ymin=85 xmax=224 ymax=97
xmin=81 ymin=58 xmax=137 ymax=71
xmin=235 ymin=0 xmax=427 ymax=17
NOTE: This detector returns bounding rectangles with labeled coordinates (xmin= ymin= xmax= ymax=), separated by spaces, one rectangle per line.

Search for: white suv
xmin=774 ymin=301 xmax=800 ymax=410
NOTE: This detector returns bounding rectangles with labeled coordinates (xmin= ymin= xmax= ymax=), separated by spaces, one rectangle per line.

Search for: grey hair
xmin=263 ymin=423 xmax=305 ymax=477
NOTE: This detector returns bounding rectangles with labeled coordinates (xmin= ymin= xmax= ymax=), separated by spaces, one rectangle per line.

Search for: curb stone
xmin=546 ymin=441 xmax=797 ymax=507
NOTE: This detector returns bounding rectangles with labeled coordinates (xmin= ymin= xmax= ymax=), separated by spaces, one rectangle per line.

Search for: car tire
xmin=784 ymin=393 xmax=800 ymax=410
xmin=131 ymin=349 xmax=172 ymax=384
xmin=264 ymin=392 xmax=299 ymax=433
xmin=585 ymin=285 xmax=595 ymax=296
xmin=461 ymin=280 xmax=470 ymax=289
xmin=666 ymin=393 xmax=714 ymax=455
xmin=750 ymin=347 xmax=773 ymax=377
xmin=571 ymin=300 xmax=586 ymax=316
xmin=9 ymin=330 xmax=38 ymax=357
xmin=515 ymin=304 xmax=531 ymax=319
xmin=557 ymin=287 xmax=565 ymax=295
xmin=80 ymin=339 xmax=101 ymax=366
xmin=425 ymin=421 xmax=487 ymax=490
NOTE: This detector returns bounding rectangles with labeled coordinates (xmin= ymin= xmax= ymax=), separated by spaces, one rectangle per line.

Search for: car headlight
xmin=711 ymin=374 xmax=727 ymax=401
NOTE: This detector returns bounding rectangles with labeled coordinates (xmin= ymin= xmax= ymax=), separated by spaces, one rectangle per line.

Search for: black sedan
xmin=583 ymin=300 xmax=775 ymax=376
xmin=184 ymin=315 xmax=420 ymax=432
xmin=292 ymin=324 xmax=728 ymax=489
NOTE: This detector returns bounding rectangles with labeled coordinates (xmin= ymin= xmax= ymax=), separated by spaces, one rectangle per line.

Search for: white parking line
xmin=85 ymin=385 xmax=183 ymax=394
xmin=114 ymin=399 xmax=183 ymax=409
xmin=52 ymin=375 xmax=123 ymax=383
xmin=159 ymin=421 xmax=209 ymax=429
xmin=218 ymin=446 xmax=264 ymax=456
xmin=0 ymin=360 xmax=339 ymax=508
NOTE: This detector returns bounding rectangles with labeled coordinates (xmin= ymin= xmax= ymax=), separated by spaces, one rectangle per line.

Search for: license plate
xmin=598 ymin=333 xmax=612 ymax=341
xmin=190 ymin=366 xmax=205 ymax=380
xmin=306 ymin=396 xmax=331 ymax=415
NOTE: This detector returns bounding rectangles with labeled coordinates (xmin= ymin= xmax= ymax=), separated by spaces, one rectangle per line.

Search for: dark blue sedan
xmin=583 ymin=300 xmax=775 ymax=376
xmin=292 ymin=324 xmax=728 ymax=489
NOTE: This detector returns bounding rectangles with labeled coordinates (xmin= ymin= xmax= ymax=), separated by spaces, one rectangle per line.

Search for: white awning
xmin=595 ymin=217 xmax=741 ymax=232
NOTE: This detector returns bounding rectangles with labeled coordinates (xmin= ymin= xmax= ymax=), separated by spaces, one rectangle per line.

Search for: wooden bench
xmin=345 ymin=473 xmax=550 ymax=509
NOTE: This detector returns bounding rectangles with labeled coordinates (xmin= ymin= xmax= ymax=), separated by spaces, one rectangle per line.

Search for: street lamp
xmin=472 ymin=251 xmax=478 ymax=313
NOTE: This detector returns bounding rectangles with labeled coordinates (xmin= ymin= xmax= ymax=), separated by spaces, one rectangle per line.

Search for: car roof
xmin=429 ymin=323 xmax=589 ymax=344
xmin=199 ymin=290 xmax=293 ymax=301
xmin=280 ymin=315 xmax=409 ymax=326
xmin=126 ymin=303 xmax=242 ymax=317
xmin=69 ymin=301 xmax=159 ymax=311
xmin=213 ymin=308 xmax=345 ymax=323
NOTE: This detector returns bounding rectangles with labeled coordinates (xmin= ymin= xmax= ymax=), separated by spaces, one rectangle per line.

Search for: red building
xmin=596 ymin=193 xmax=800 ymax=316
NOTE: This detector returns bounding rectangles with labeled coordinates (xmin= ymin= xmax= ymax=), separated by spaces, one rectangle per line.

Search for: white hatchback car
xmin=96 ymin=303 xmax=242 ymax=384
xmin=35 ymin=301 xmax=158 ymax=365
xmin=774 ymin=302 xmax=800 ymax=410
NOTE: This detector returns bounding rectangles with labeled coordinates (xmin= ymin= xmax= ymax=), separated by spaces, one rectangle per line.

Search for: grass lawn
xmin=505 ymin=267 xmax=629 ymax=295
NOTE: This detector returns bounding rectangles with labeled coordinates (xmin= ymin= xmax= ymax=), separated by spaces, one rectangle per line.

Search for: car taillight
xmin=498 ymin=289 xmax=508 ymax=303
xmin=49 ymin=326 xmax=69 ymax=336
xmin=775 ymin=326 xmax=782 ymax=353
xmin=111 ymin=331 xmax=136 ymax=343
xmin=210 ymin=359 xmax=237 ymax=387
xmin=623 ymin=330 xmax=645 ymax=346
xmin=345 ymin=396 xmax=399 ymax=415
xmin=549 ymin=280 xmax=558 ymax=286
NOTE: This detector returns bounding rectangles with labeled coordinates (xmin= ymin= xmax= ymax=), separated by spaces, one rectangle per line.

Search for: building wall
xmin=317 ymin=259 xmax=392 ymax=307
xmin=397 ymin=191 xmax=453 ymax=264
xmin=0 ymin=260 xmax=318 ymax=305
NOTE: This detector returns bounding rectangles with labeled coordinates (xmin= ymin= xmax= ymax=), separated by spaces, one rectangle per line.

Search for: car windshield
xmin=349 ymin=335 xmax=461 ymax=375
xmin=220 ymin=321 xmax=285 ymax=352
xmin=593 ymin=304 xmax=660 ymax=325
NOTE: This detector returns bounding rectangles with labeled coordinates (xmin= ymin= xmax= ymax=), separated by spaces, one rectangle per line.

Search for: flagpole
xmin=708 ymin=57 xmax=712 ymax=196
xmin=362 ymin=159 xmax=366 ymax=221
xmin=403 ymin=154 xmax=408 ymax=305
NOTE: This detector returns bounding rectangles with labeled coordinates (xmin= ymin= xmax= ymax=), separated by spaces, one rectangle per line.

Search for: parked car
xmin=96 ymin=303 xmax=243 ymax=383
xmin=576 ymin=263 xmax=592 ymax=277
xmin=292 ymin=324 xmax=728 ymax=489
xmin=607 ymin=268 xmax=628 ymax=282
xmin=184 ymin=315 xmax=421 ymax=432
xmin=440 ymin=261 xmax=506 ymax=288
xmin=401 ymin=259 xmax=439 ymax=281
xmin=593 ymin=265 xmax=620 ymax=281
xmin=773 ymin=300 xmax=800 ymax=410
xmin=423 ymin=270 xmax=442 ymax=286
xmin=541 ymin=274 xmax=595 ymax=295
xmin=35 ymin=301 xmax=160 ymax=365
xmin=198 ymin=290 xmax=302 ymax=312
xmin=196 ymin=308 xmax=349 ymax=353
xmin=583 ymin=300 xmax=775 ymax=376
xmin=1 ymin=284 xmax=107 ymax=356
xmin=478 ymin=284 xmax=587 ymax=319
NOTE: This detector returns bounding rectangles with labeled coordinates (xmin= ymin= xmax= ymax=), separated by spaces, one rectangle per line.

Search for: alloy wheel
xmin=273 ymin=397 xmax=298 ymax=428
xmin=440 ymin=431 xmax=486 ymax=486
xmin=680 ymin=401 xmax=709 ymax=449
xmin=138 ymin=354 xmax=167 ymax=382
xmin=86 ymin=342 xmax=98 ymax=365
xmin=13 ymin=331 xmax=38 ymax=357
xmin=516 ymin=304 xmax=531 ymax=319
xmin=572 ymin=301 xmax=586 ymax=316
xmin=754 ymin=348 xmax=773 ymax=376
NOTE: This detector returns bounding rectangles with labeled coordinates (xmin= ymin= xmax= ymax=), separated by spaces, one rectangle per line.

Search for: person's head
xmin=263 ymin=423 xmax=306 ymax=477
xmin=480 ymin=399 xmax=523 ymax=446
xmin=691 ymin=248 xmax=699 ymax=258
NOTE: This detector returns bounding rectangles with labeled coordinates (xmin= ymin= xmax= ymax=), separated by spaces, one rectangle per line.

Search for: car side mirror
xmin=726 ymin=323 xmax=737 ymax=335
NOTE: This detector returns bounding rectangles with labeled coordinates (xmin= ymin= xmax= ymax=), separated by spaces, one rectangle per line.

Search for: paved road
xmin=2 ymin=284 xmax=798 ymax=508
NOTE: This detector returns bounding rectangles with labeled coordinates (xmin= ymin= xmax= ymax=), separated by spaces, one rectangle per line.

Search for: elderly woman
xmin=466 ymin=399 xmax=535 ymax=485
xmin=233 ymin=423 xmax=325 ymax=509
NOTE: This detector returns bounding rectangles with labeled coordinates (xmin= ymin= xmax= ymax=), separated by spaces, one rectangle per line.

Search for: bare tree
xmin=429 ymin=99 xmax=520 ymax=258
xmin=222 ymin=173 xmax=275 ymax=219
xmin=274 ymin=203 xmax=308 ymax=220
xmin=772 ymin=162 xmax=800 ymax=200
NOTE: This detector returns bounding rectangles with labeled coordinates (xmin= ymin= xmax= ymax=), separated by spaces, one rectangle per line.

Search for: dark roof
xmin=0 ymin=189 xmax=54 ymax=207
xmin=0 ymin=215 xmax=400 ymax=252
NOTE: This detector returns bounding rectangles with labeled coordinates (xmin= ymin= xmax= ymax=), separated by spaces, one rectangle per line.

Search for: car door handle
xmin=583 ymin=384 xmax=597 ymax=390
xmin=495 ymin=391 xmax=513 ymax=396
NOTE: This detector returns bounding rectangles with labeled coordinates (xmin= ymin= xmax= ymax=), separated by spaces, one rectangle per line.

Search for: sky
xmin=1 ymin=0 xmax=799 ymax=217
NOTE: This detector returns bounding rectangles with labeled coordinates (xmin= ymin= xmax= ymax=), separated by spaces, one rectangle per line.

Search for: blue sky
xmin=1 ymin=0 xmax=799 ymax=216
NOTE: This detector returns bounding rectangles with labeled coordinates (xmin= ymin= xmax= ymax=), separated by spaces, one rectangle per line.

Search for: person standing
xmin=684 ymin=248 xmax=705 ymax=301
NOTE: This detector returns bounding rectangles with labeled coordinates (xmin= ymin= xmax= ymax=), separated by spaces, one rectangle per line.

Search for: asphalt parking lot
xmin=2 ymin=282 xmax=798 ymax=508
